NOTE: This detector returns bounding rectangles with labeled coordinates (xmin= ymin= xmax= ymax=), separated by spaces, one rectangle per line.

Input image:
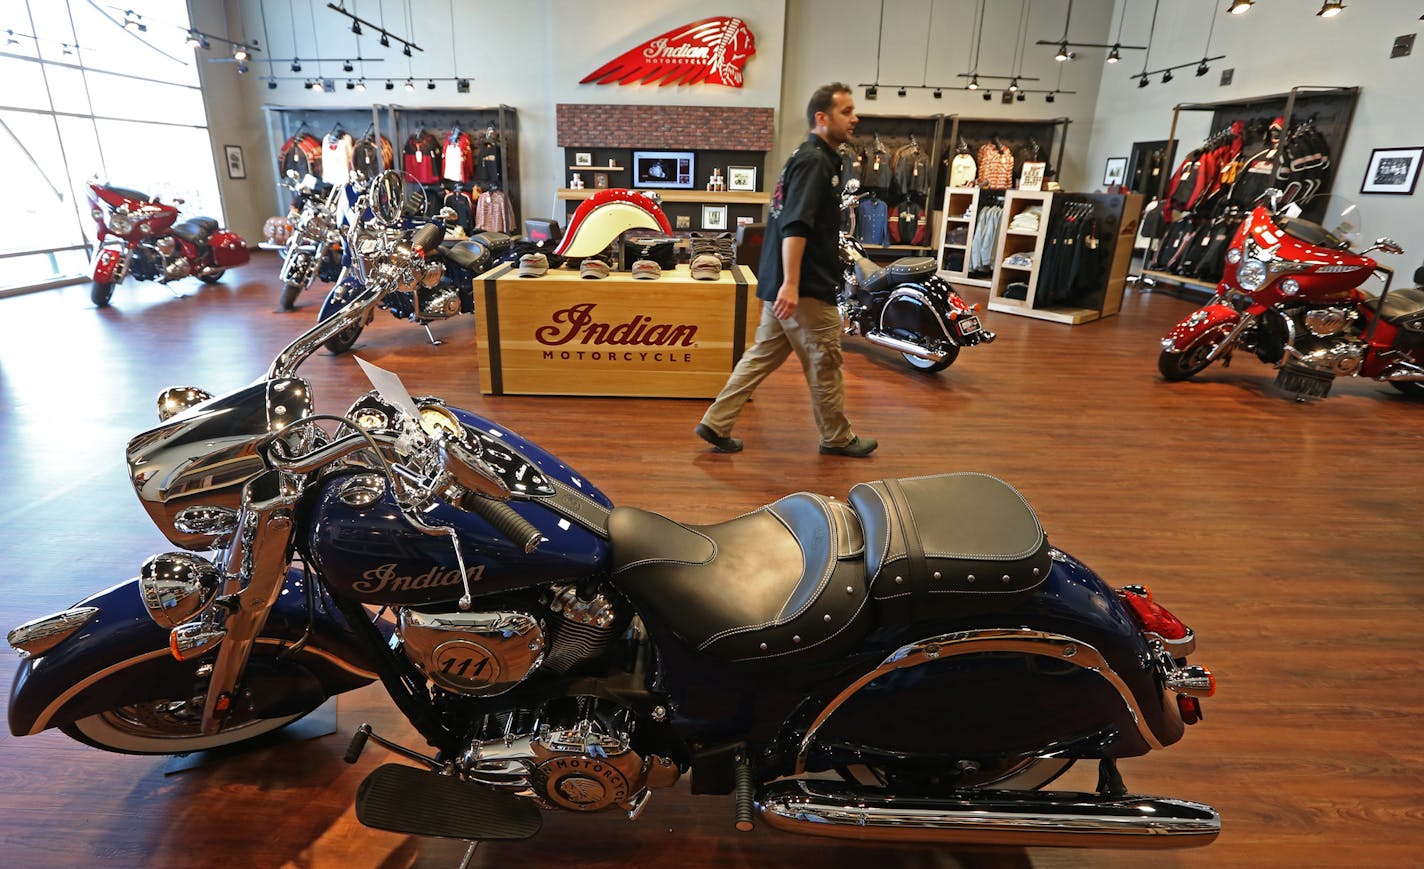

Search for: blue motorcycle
xmin=8 ymin=172 xmax=1219 ymax=854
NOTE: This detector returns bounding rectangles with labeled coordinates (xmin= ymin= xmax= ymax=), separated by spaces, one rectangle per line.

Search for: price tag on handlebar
xmin=354 ymin=356 xmax=422 ymax=423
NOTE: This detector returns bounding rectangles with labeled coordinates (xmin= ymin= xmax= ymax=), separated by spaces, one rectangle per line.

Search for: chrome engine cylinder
xmin=1303 ymin=306 xmax=1351 ymax=337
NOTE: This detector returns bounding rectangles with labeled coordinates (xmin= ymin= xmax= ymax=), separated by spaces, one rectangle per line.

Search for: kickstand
xmin=422 ymin=323 xmax=443 ymax=345
xmin=1096 ymin=757 xmax=1128 ymax=797
xmin=457 ymin=840 xmax=479 ymax=869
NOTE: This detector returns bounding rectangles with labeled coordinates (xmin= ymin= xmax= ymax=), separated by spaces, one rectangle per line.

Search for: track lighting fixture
xmin=1162 ymin=70 xmax=1173 ymax=83
xmin=1196 ymin=61 xmax=1210 ymax=76
xmin=122 ymin=10 xmax=146 ymax=33
xmin=967 ymin=76 xmax=979 ymax=91
xmin=933 ymin=88 xmax=942 ymax=99
xmin=403 ymin=44 xmax=412 ymax=57
xmin=1107 ymin=44 xmax=1121 ymax=63
xmin=342 ymin=59 xmax=353 ymax=72
xmin=426 ymin=79 xmax=436 ymax=90
xmin=865 ymin=85 xmax=877 ymax=99
xmin=404 ymin=78 xmax=415 ymax=92
xmin=233 ymin=46 xmax=249 ymax=62
xmin=185 ymin=30 xmax=200 ymax=48
xmin=1138 ymin=75 xmax=1149 ymax=88
xmin=1055 ymin=42 xmax=1070 ymax=61
xmin=379 ymin=33 xmax=390 ymax=47
xmin=1008 ymin=78 xmax=1020 ymax=92
xmin=354 ymin=79 xmax=366 ymax=92
xmin=345 ymin=80 xmax=355 ymax=90
xmin=982 ymin=91 xmax=992 ymax=101
xmin=236 ymin=60 xmax=248 ymax=74
xmin=1317 ymin=1 xmax=1344 ymax=17
xmin=6 ymin=29 xmax=21 ymax=46
xmin=897 ymin=87 xmax=906 ymax=97
xmin=1016 ymin=92 xmax=1026 ymax=102
xmin=1228 ymin=0 xmax=1253 ymax=14
xmin=304 ymin=79 xmax=317 ymax=90
xmin=458 ymin=78 xmax=470 ymax=93
xmin=350 ymin=20 xmax=362 ymax=35
xmin=384 ymin=80 xmax=394 ymax=90
xmin=61 ymin=43 xmax=73 ymax=55
xmin=1045 ymin=92 xmax=1056 ymax=103
xmin=267 ymin=80 xmax=277 ymax=90
xmin=290 ymin=58 xmax=301 ymax=72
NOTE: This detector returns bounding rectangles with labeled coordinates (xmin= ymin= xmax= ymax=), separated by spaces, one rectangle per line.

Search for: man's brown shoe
xmin=695 ymin=424 xmax=744 ymax=453
xmin=819 ymin=436 xmax=877 ymax=457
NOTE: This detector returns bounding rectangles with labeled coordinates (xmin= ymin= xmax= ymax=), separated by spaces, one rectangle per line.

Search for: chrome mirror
xmin=370 ymin=170 xmax=407 ymax=225
xmin=1372 ymin=237 xmax=1404 ymax=256
xmin=157 ymin=386 xmax=213 ymax=422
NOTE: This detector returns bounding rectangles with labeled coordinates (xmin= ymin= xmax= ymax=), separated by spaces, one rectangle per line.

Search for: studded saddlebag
xmin=848 ymin=473 xmax=1052 ymax=624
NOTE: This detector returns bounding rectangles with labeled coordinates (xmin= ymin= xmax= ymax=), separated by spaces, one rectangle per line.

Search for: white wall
xmin=1084 ymin=0 xmax=1424 ymax=263
xmin=779 ymin=0 xmax=1115 ymax=188
xmin=209 ymin=0 xmax=783 ymax=238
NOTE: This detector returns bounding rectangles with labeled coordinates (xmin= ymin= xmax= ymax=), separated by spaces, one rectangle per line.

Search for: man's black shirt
xmin=757 ymin=134 xmax=842 ymax=304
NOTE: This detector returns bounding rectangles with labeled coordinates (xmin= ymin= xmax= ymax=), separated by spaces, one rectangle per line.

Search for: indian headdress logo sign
xmin=581 ymin=17 xmax=756 ymax=88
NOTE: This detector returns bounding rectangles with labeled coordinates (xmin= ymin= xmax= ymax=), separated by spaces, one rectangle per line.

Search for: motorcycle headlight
xmin=1279 ymin=278 xmax=1301 ymax=297
xmin=1225 ymin=248 xmax=1242 ymax=265
xmin=108 ymin=212 xmax=134 ymax=235
xmin=1236 ymin=258 xmax=1268 ymax=292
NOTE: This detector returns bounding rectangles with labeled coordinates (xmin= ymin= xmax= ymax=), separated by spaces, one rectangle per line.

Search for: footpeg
xmin=355 ymin=763 xmax=542 ymax=841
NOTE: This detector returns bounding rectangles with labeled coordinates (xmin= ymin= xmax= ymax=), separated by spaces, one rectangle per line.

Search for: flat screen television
xmin=633 ymin=150 xmax=695 ymax=189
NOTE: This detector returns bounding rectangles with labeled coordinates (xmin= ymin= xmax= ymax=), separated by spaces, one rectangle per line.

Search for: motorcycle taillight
xmin=1117 ymin=586 xmax=1191 ymax=641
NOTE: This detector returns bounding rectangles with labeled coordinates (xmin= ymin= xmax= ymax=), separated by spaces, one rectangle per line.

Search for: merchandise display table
xmin=474 ymin=262 xmax=759 ymax=398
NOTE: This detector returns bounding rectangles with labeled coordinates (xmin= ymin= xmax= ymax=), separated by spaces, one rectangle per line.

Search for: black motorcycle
xmin=277 ymin=171 xmax=351 ymax=311
xmin=9 ymin=172 xmax=1218 ymax=858
xmin=839 ymin=182 xmax=995 ymax=372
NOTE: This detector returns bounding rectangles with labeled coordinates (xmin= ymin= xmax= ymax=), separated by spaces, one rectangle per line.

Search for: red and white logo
xmin=581 ymin=17 xmax=756 ymax=88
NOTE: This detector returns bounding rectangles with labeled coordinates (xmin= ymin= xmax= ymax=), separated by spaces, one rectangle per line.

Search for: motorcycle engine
xmin=130 ymin=244 xmax=164 ymax=281
xmin=1286 ymin=307 xmax=1365 ymax=375
xmin=1304 ymin=306 xmax=1354 ymax=337
xmin=413 ymin=284 xmax=461 ymax=320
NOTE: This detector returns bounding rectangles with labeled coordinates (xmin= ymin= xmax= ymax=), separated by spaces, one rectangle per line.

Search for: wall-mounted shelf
xmin=557 ymin=188 xmax=769 ymax=204
xmin=570 ymin=165 xmax=625 ymax=171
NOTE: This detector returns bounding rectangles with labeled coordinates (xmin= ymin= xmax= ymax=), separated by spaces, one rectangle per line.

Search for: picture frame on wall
xmin=702 ymin=204 xmax=728 ymax=231
xmin=1360 ymin=147 xmax=1423 ymax=195
xmin=574 ymin=152 xmax=592 ymax=167
xmin=1103 ymin=156 xmax=1127 ymax=187
xmin=727 ymin=166 xmax=757 ymax=191
xmin=1019 ymin=162 xmax=1046 ymax=191
xmin=224 ymin=145 xmax=246 ymax=180
xmin=593 ymin=172 xmax=609 ymax=189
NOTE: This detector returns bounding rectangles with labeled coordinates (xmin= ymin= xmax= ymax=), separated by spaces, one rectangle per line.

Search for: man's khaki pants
xmin=699 ymin=297 xmax=854 ymax=448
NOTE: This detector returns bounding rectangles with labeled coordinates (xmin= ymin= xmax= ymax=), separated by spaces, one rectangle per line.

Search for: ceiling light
xmin=351 ymin=21 xmax=362 ymax=35
xmin=342 ymin=59 xmax=353 ymax=72
xmin=982 ymin=91 xmax=992 ymax=101
xmin=236 ymin=60 xmax=248 ymax=74
xmin=233 ymin=46 xmax=249 ymax=62
xmin=1045 ymin=92 xmax=1056 ymax=103
xmin=267 ymin=80 xmax=277 ymax=90
xmin=61 ymin=43 xmax=73 ymax=55
xmin=1228 ymin=0 xmax=1253 ymax=13
xmin=1008 ymin=78 xmax=1020 ymax=92
xmin=1015 ymin=92 xmax=1026 ymax=102
xmin=379 ymin=33 xmax=390 ymax=47
xmin=345 ymin=81 xmax=355 ymax=90
xmin=457 ymin=78 xmax=470 ymax=93
xmin=1055 ymin=42 xmax=1070 ymax=61
xmin=1162 ymin=70 xmax=1174 ymax=83
xmin=402 ymin=44 xmax=412 ymax=57
xmin=1138 ymin=76 xmax=1149 ymax=88
xmin=1317 ymin=1 xmax=1344 ymax=17
xmin=354 ymin=79 xmax=366 ymax=92
xmin=967 ymin=75 xmax=979 ymax=91
xmin=304 ymin=79 xmax=316 ymax=90
xmin=291 ymin=58 xmax=301 ymax=72
xmin=1196 ymin=61 xmax=1210 ymax=76
xmin=865 ymin=85 xmax=878 ymax=99
xmin=426 ymin=79 xmax=436 ymax=90
xmin=897 ymin=87 xmax=906 ymax=97
xmin=404 ymin=78 xmax=415 ymax=92
xmin=185 ymin=30 xmax=201 ymax=48
xmin=1107 ymin=44 xmax=1121 ymax=63
xmin=933 ymin=88 xmax=942 ymax=99
xmin=384 ymin=80 xmax=394 ymax=90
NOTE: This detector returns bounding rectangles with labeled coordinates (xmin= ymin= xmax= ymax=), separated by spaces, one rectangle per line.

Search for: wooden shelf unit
xmin=987 ymin=190 xmax=1105 ymax=325
xmin=936 ymin=187 xmax=980 ymax=284
xmin=556 ymin=188 xmax=770 ymax=205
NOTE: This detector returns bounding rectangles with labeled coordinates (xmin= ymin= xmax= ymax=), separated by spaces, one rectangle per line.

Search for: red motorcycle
xmin=1158 ymin=192 xmax=1424 ymax=400
xmin=86 ymin=182 xmax=250 ymax=307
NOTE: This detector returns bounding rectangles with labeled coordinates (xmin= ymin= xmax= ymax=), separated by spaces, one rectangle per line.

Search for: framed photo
xmin=727 ymin=165 xmax=757 ymax=192
xmin=1019 ymin=161 xmax=1046 ymax=192
xmin=1103 ymin=156 xmax=1127 ymax=187
xmin=593 ymin=172 xmax=609 ymax=189
xmin=224 ymin=144 xmax=246 ymax=180
xmin=574 ymin=152 xmax=592 ymax=167
xmin=675 ymin=214 xmax=691 ymax=230
xmin=702 ymin=204 xmax=728 ymax=231
xmin=1360 ymin=147 xmax=1423 ymax=195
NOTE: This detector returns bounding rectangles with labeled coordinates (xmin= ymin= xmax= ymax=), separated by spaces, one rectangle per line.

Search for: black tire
xmin=197 ymin=270 xmax=225 ymax=284
xmin=279 ymin=282 xmax=303 ymax=311
xmin=1158 ymin=325 xmax=1232 ymax=381
xmin=901 ymin=342 xmax=959 ymax=373
xmin=60 ymin=698 xmax=308 ymax=756
xmin=91 ymin=280 xmax=115 ymax=307
xmin=324 ymin=321 xmax=364 ymax=354
xmin=1390 ymin=381 xmax=1424 ymax=398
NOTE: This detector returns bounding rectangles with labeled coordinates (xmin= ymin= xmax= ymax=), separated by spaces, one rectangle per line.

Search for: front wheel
xmin=61 ymin=698 xmax=308 ymax=755
xmin=1390 ymin=381 xmax=1424 ymax=398
xmin=91 ymin=280 xmax=115 ymax=307
xmin=324 ymin=320 xmax=364 ymax=354
xmin=1158 ymin=325 xmax=1232 ymax=381
xmin=197 ymin=270 xmax=225 ymax=284
xmin=279 ymin=281 xmax=303 ymax=311
xmin=901 ymin=341 xmax=959 ymax=373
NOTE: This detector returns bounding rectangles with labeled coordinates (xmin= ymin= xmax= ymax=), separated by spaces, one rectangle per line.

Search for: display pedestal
xmin=163 ymin=697 xmax=339 ymax=775
xmin=475 ymin=263 xmax=760 ymax=398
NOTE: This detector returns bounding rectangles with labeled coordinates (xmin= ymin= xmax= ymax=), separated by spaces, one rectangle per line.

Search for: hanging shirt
xmin=976 ymin=143 xmax=1015 ymax=189
xmin=476 ymin=136 xmax=502 ymax=188
xmin=855 ymin=196 xmax=890 ymax=247
xmin=443 ymin=133 xmax=472 ymax=183
xmin=321 ymin=132 xmax=354 ymax=186
xmin=948 ymin=152 xmax=977 ymax=188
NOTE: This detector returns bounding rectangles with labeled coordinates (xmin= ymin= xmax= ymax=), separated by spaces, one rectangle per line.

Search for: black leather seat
xmin=1359 ymin=286 xmax=1424 ymax=323
xmin=854 ymin=256 xmax=938 ymax=293
xmin=440 ymin=240 xmax=491 ymax=272
xmin=170 ymin=218 xmax=218 ymax=245
xmin=1277 ymin=216 xmax=1347 ymax=249
xmin=608 ymin=492 xmax=871 ymax=665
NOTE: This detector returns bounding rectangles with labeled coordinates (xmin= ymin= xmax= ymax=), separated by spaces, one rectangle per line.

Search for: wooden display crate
xmin=474 ymin=263 xmax=760 ymax=398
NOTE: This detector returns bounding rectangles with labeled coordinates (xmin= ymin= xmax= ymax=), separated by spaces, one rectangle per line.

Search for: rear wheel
xmin=324 ymin=321 xmax=364 ymax=354
xmin=197 ymin=270 xmax=225 ymax=284
xmin=901 ymin=341 xmax=959 ymax=373
xmin=91 ymin=280 xmax=115 ymax=307
xmin=279 ymin=281 xmax=303 ymax=311
xmin=1159 ymin=325 xmax=1232 ymax=381
xmin=1390 ymin=381 xmax=1424 ymax=398
xmin=61 ymin=697 xmax=307 ymax=755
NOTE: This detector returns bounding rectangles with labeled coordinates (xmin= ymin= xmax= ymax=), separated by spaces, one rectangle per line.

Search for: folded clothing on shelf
xmin=1002 ymin=252 xmax=1035 ymax=268
xmin=1003 ymin=281 xmax=1029 ymax=300
xmin=690 ymin=232 xmax=736 ymax=269
xmin=1007 ymin=206 xmax=1042 ymax=231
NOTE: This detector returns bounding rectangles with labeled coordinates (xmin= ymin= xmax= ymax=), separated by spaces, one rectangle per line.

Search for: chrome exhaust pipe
xmin=756 ymin=780 xmax=1220 ymax=849
xmin=862 ymin=330 xmax=945 ymax=362
xmin=1379 ymin=361 xmax=1424 ymax=382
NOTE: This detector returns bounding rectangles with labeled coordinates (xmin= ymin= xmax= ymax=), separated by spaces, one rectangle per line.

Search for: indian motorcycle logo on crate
xmin=534 ymin=302 xmax=700 ymax=365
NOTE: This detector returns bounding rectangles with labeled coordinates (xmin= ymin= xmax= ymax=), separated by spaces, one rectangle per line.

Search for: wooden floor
xmin=1 ymin=253 xmax=1421 ymax=868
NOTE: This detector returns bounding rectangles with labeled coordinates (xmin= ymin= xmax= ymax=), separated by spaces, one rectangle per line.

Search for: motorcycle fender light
xmin=1118 ymin=589 xmax=1191 ymax=641
xmin=1225 ymin=248 xmax=1242 ymax=265
xmin=1178 ymin=694 xmax=1203 ymax=724
xmin=169 ymin=620 xmax=226 ymax=661
xmin=1166 ymin=664 xmax=1216 ymax=698
xmin=1280 ymin=278 xmax=1301 ymax=296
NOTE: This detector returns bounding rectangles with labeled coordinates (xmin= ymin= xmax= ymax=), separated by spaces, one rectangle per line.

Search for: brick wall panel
xmin=557 ymin=104 xmax=774 ymax=151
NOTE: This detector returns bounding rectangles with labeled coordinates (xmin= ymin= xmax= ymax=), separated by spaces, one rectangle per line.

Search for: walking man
xmin=695 ymin=82 xmax=877 ymax=458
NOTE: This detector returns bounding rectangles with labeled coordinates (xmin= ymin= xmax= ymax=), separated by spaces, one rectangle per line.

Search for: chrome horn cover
xmin=139 ymin=552 xmax=223 ymax=628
